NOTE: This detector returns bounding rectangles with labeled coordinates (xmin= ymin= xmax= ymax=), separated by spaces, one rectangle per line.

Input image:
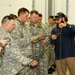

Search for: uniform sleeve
xmin=5 ymin=42 xmax=33 ymax=65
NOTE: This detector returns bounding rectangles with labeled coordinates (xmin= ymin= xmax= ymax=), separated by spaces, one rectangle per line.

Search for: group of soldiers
xmin=0 ymin=7 xmax=56 ymax=75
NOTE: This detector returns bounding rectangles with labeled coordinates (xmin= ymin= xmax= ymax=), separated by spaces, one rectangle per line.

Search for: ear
xmin=4 ymin=22 xmax=10 ymax=28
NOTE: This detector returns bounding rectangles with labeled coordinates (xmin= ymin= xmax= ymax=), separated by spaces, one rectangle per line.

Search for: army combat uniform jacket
xmin=0 ymin=27 xmax=32 ymax=75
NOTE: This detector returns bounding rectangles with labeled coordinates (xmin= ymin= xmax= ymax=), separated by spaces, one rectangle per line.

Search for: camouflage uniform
xmin=0 ymin=27 xmax=33 ymax=75
xmin=37 ymin=22 xmax=46 ymax=29
xmin=45 ymin=23 xmax=56 ymax=67
xmin=27 ymin=23 xmax=48 ymax=75
xmin=11 ymin=20 xmax=32 ymax=57
xmin=11 ymin=19 xmax=33 ymax=75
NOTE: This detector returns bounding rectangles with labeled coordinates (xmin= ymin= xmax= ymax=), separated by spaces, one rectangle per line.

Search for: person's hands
xmin=29 ymin=60 xmax=38 ymax=67
xmin=51 ymin=34 xmax=57 ymax=40
xmin=30 ymin=37 xmax=37 ymax=43
xmin=41 ymin=40 xmax=46 ymax=46
xmin=39 ymin=34 xmax=46 ymax=40
xmin=58 ymin=23 xmax=67 ymax=28
xmin=0 ymin=40 xmax=9 ymax=46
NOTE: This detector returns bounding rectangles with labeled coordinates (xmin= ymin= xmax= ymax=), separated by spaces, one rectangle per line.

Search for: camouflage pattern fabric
xmin=11 ymin=20 xmax=32 ymax=57
xmin=45 ymin=23 xmax=56 ymax=66
xmin=11 ymin=20 xmax=33 ymax=75
xmin=27 ymin=23 xmax=48 ymax=75
xmin=0 ymin=27 xmax=32 ymax=75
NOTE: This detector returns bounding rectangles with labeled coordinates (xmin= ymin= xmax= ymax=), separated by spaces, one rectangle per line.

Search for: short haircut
xmin=48 ymin=15 xmax=54 ymax=19
xmin=18 ymin=7 xmax=29 ymax=16
xmin=9 ymin=14 xmax=17 ymax=19
xmin=1 ymin=15 xmax=14 ymax=24
xmin=30 ymin=10 xmax=39 ymax=15
xmin=38 ymin=13 xmax=42 ymax=17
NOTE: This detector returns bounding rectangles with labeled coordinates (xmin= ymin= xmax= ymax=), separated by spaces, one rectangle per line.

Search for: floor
xmin=48 ymin=70 xmax=69 ymax=75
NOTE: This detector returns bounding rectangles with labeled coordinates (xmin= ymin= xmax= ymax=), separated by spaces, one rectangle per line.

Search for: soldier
xmin=50 ymin=12 xmax=75 ymax=75
xmin=27 ymin=10 xmax=48 ymax=75
xmin=37 ymin=13 xmax=45 ymax=27
xmin=11 ymin=8 xmax=38 ymax=75
xmin=45 ymin=15 xmax=56 ymax=74
xmin=0 ymin=15 xmax=38 ymax=75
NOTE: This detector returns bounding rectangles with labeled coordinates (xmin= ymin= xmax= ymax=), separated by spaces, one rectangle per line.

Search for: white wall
xmin=0 ymin=0 xmax=32 ymax=23
xmin=0 ymin=0 xmax=48 ymax=24
xmin=52 ymin=0 xmax=75 ymax=24
xmin=1 ymin=0 xmax=75 ymax=24
xmin=53 ymin=0 xmax=67 ymax=15
xmin=33 ymin=0 xmax=48 ymax=23
xmin=68 ymin=0 xmax=75 ymax=24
